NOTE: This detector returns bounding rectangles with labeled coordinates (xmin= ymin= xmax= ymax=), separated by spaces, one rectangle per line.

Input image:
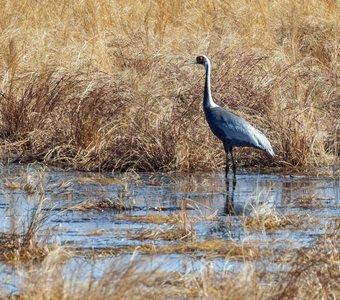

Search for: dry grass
xmin=277 ymin=226 xmax=339 ymax=299
xmin=238 ymin=188 xmax=321 ymax=231
xmin=113 ymin=214 xmax=178 ymax=224
xmin=90 ymin=239 xmax=266 ymax=261
xmin=241 ymin=204 xmax=309 ymax=230
xmin=7 ymin=229 xmax=338 ymax=300
xmin=152 ymin=239 xmax=264 ymax=260
xmin=66 ymin=196 xmax=135 ymax=212
xmin=243 ymin=213 xmax=302 ymax=231
xmin=0 ymin=0 xmax=339 ymax=172
xmin=129 ymin=209 xmax=196 ymax=241
xmin=66 ymin=181 xmax=135 ymax=211
xmin=0 ymin=193 xmax=55 ymax=263
xmin=0 ymin=167 xmax=64 ymax=263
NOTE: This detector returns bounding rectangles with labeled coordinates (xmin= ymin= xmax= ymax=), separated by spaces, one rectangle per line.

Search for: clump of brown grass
xmin=94 ymin=239 xmax=265 ymax=261
xmin=0 ymin=167 xmax=62 ymax=263
xmin=130 ymin=209 xmax=195 ymax=241
xmin=0 ymin=194 xmax=54 ymax=263
xmin=240 ymin=191 xmax=309 ymax=231
xmin=0 ymin=0 xmax=339 ymax=172
xmin=113 ymin=214 xmax=178 ymax=224
xmin=242 ymin=210 xmax=306 ymax=231
xmin=66 ymin=182 xmax=136 ymax=211
xmin=66 ymin=197 xmax=135 ymax=212
xmin=276 ymin=224 xmax=339 ymax=299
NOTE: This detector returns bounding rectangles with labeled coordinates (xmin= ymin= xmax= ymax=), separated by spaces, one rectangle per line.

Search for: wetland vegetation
xmin=0 ymin=0 xmax=339 ymax=299
xmin=0 ymin=0 xmax=339 ymax=172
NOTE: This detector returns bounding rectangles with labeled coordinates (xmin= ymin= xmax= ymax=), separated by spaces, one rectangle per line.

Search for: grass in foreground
xmin=5 ymin=229 xmax=339 ymax=300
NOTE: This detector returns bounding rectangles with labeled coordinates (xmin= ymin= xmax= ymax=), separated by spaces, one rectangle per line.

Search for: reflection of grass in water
xmin=3 ymin=167 xmax=48 ymax=195
xmin=3 ymin=166 xmax=72 ymax=196
xmin=292 ymin=195 xmax=335 ymax=208
xmin=77 ymin=169 xmax=141 ymax=186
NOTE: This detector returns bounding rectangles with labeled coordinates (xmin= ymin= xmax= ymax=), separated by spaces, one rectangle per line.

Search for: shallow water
xmin=0 ymin=164 xmax=339 ymax=295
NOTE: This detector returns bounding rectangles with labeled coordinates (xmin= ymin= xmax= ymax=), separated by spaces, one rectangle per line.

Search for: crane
xmin=188 ymin=55 xmax=275 ymax=180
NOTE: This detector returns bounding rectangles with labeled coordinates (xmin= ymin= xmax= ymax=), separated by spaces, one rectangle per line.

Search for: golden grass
xmin=130 ymin=210 xmax=196 ymax=241
xmin=66 ymin=197 xmax=135 ymax=211
xmin=66 ymin=181 xmax=136 ymax=211
xmin=113 ymin=214 xmax=178 ymax=224
xmin=0 ymin=194 xmax=56 ymax=263
xmin=0 ymin=167 xmax=64 ymax=263
xmin=0 ymin=0 xmax=339 ymax=171
xmin=153 ymin=239 xmax=264 ymax=260
xmin=243 ymin=214 xmax=300 ymax=230
xmin=278 ymin=232 xmax=339 ymax=299
xmin=9 ymin=231 xmax=339 ymax=300
xmin=90 ymin=239 xmax=266 ymax=261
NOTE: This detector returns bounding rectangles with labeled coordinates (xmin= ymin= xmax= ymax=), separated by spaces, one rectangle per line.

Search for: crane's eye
xmin=196 ymin=56 xmax=204 ymax=63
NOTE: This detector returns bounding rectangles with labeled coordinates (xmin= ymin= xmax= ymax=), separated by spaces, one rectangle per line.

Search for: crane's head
xmin=195 ymin=55 xmax=208 ymax=64
xmin=186 ymin=55 xmax=210 ymax=66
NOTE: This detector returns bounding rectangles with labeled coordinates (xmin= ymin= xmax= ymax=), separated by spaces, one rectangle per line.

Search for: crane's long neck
xmin=204 ymin=60 xmax=218 ymax=110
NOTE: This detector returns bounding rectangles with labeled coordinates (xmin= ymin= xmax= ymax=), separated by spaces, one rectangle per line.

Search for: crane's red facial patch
xmin=196 ymin=56 xmax=205 ymax=64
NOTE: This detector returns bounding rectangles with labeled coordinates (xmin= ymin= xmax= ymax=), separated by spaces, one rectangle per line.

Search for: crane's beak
xmin=185 ymin=59 xmax=197 ymax=65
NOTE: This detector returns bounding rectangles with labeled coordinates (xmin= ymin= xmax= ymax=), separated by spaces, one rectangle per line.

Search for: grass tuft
xmin=0 ymin=194 xmax=54 ymax=263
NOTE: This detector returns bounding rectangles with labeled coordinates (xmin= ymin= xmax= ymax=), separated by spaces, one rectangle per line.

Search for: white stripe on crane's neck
xmin=203 ymin=56 xmax=219 ymax=109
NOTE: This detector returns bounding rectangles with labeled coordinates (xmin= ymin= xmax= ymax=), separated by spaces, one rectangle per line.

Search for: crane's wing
xmin=206 ymin=107 xmax=275 ymax=157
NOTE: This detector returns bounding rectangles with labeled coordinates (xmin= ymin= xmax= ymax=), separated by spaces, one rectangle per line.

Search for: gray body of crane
xmin=190 ymin=55 xmax=275 ymax=179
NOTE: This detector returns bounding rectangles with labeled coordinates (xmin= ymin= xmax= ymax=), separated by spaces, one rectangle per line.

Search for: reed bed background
xmin=0 ymin=0 xmax=339 ymax=171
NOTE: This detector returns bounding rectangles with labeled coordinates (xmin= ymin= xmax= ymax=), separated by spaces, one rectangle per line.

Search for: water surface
xmin=0 ymin=165 xmax=339 ymax=295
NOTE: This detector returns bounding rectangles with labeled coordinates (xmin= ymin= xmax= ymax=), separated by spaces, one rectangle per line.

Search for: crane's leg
xmin=224 ymin=149 xmax=237 ymax=215
xmin=230 ymin=150 xmax=236 ymax=181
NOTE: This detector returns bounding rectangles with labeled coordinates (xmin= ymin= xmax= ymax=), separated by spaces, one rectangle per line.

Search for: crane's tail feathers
xmin=252 ymin=127 xmax=275 ymax=158
xmin=267 ymin=149 xmax=275 ymax=158
xmin=264 ymin=144 xmax=275 ymax=158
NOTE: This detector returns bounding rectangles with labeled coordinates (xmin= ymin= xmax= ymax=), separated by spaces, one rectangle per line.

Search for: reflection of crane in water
xmin=187 ymin=55 xmax=275 ymax=181
xmin=224 ymin=178 xmax=236 ymax=215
